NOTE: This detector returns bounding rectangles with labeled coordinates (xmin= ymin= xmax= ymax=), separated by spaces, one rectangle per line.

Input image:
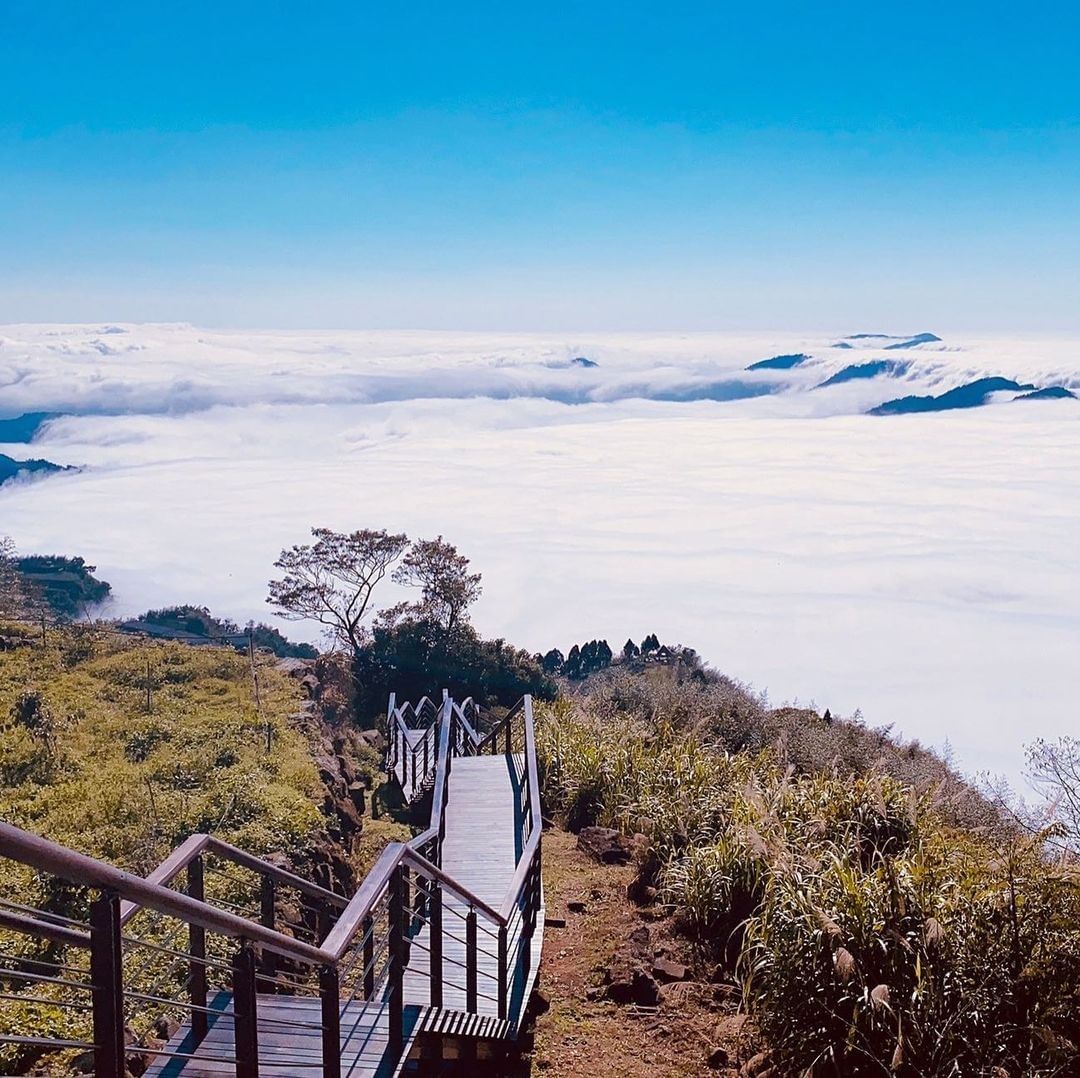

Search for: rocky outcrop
xmin=576 ymin=826 xmax=634 ymax=865
xmin=277 ymin=653 xmax=377 ymax=895
xmin=599 ymin=924 xmax=660 ymax=1005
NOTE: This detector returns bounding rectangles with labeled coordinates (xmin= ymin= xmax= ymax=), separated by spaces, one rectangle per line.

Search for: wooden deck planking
xmin=146 ymin=749 xmax=542 ymax=1074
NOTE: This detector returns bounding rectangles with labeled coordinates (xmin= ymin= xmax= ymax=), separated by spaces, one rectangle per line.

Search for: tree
xmin=393 ymin=536 xmax=482 ymax=634
xmin=1027 ymin=736 xmax=1080 ymax=853
xmin=563 ymin=644 xmax=582 ymax=679
xmin=0 ymin=536 xmax=21 ymax=617
xmin=641 ymin=633 xmax=660 ymax=655
xmin=622 ymin=638 xmax=640 ymax=662
xmin=540 ymin=648 xmax=564 ymax=674
xmin=0 ymin=536 xmax=41 ymax=622
xmin=267 ymin=528 xmax=408 ymax=654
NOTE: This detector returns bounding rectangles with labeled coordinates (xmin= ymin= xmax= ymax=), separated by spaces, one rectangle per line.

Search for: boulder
xmin=601 ymin=923 xmax=659 ymax=1005
xmin=577 ymin=826 xmax=633 ymax=864
xmin=653 ymin=957 xmax=690 ymax=983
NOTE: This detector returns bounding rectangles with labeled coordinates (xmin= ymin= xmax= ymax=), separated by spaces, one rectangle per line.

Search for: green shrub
xmin=537 ymin=687 xmax=1080 ymax=1076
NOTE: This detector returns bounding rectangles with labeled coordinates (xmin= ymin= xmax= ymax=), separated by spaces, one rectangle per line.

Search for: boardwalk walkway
xmin=133 ymin=695 xmax=544 ymax=1077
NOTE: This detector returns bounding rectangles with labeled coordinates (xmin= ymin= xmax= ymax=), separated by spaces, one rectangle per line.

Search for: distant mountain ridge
xmin=817 ymin=359 xmax=911 ymax=388
xmin=0 ymin=412 xmax=60 ymax=443
xmin=870 ymin=377 xmax=1035 ymax=415
xmin=0 ymin=454 xmax=73 ymax=486
xmin=745 ymin=353 xmax=809 ymax=371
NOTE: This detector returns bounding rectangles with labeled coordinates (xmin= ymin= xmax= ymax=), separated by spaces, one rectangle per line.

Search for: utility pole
xmin=248 ymin=630 xmax=270 ymax=753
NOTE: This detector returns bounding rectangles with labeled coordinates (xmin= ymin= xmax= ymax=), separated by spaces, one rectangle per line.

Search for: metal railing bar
xmin=0 ymin=896 xmax=88 ymax=928
xmin=123 ymin=1045 xmax=241 ymax=1065
xmin=120 ymin=934 xmax=233 ymax=973
xmin=0 ymin=950 xmax=86 ymax=972
xmin=0 ymin=989 xmax=95 ymax=1011
xmin=340 ymin=980 xmax=392 ymax=1054
xmin=0 ymin=1034 xmax=96 ymax=1049
xmin=0 ymin=967 xmax=93 ymax=992
xmin=120 ymin=989 xmax=238 ymax=1019
xmin=254 ymin=970 xmax=318 ymax=992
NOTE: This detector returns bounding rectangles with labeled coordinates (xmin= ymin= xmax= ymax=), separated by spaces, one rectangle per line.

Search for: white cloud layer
xmin=2 ymin=324 xmax=1079 ymax=787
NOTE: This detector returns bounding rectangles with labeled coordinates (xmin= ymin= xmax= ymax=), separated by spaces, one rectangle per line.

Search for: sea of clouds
xmin=2 ymin=323 xmax=1079 ymax=787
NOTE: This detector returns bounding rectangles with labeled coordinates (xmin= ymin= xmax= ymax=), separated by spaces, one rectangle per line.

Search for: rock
xmin=602 ymin=922 xmax=659 ymax=1005
xmin=276 ymin=657 xmax=313 ymax=677
xmin=708 ymin=1046 xmax=731 ymax=1069
xmin=626 ymin=842 xmax=661 ymax=902
xmin=714 ymin=1014 xmax=749 ymax=1040
xmin=153 ymin=1015 xmax=181 ymax=1039
xmin=545 ymin=915 xmax=567 ymax=928
xmin=740 ymin=1051 xmax=773 ymax=1076
xmin=358 ymin=728 xmax=386 ymax=751
xmin=606 ymin=968 xmax=659 ymax=1006
xmin=568 ymin=900 xmax=587 ymax=913
xmin=577 ymin=826 xmax=633 ymax=865
xmin=653 ymin=957 xmax=690 ymax=983
xmin=585 ymin=985 xmax=605 ymax=1001
xmin=529 ymin=987 xmax=551 ymax=1016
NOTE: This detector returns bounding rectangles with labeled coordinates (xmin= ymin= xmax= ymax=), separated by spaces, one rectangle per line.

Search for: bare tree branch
xmin=266 ymin=527 xmax=409 ymax=654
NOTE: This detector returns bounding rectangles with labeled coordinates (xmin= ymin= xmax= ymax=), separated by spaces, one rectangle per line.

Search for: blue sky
xmin=2 ymin=2 xmax=1078 ymax=329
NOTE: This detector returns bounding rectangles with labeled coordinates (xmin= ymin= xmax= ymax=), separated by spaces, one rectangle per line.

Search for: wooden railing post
xmin=466 ymin=906 xmax=478 ymax=1013
xmin=505 ymin=718 xmax=512 ymax=756
xmin=232 ymin=941 xmax=259 ymax=1078
xmin=429 ymin=880 xmax=443 ymax=1009
xmin=319 ymin=963 xmax=341 ymax=1078
xmin=497 ymin=922 xmax=508 ymax=1021
xmin=259 ymin=876 xmax=277 ymax=983
xmin=400 ymin=865 xmax=412 ymax=963
xmin=388 ymin=867 xmax=405 ymax=1058
xmin=89 ymin=890 xmax=124 ymax=1078
xmin=187 ymin=856 xmax=209 ymax=1046
xmin=362 ymin=914 xmax=375 ymax=999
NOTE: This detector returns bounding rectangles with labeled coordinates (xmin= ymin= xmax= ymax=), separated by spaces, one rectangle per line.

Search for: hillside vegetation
xmin=538 ymin=666 xmax=1080 ymax=1076
xmin=0 ymin=623 xmax=323 ymax=871
xmin=0 ymin=622 xmax=334 ymax=1071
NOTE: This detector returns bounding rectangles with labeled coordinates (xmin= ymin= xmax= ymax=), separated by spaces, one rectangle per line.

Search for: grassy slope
xmin=538 ymin=668 xmax=1080 ymax=1076
xmin=0 ymin=622 xmax=325 ymax=894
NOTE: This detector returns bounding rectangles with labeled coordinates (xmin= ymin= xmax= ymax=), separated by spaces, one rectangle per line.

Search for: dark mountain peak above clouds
xmin=817 ymin=359 xmax=911 ymax=388
xmin=1016 ymin=385 xmax=1077 ymax=401
xmin=0 ymin=453 xmax=75 ymax=487
xmin=0 ymin=412 xmax=61 ymax=443
xmin=843 ymin=332 xmax=941 ymax=342
xmin=837 ymin=332 xmax=943 ymax=350
xmin=884 ymin=332 xmax=943 ymax=350
xmin=570 ymin=356 xmax=599 ymax=368
xmin=870 ymin=377 xmax=1034 ymax=415
xmin=746 ymin=353 xmax=809 ymax=371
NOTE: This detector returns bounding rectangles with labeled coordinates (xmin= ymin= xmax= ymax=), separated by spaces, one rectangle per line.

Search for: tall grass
xmin=538 ymin=684 xmax=1080 ymax=1075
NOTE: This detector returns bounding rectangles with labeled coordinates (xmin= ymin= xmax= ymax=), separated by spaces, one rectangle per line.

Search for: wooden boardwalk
xmin=148 ymin=742 xmax=543 ymax=1075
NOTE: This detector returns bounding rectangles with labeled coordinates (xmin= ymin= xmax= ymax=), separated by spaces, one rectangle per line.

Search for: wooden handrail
xmin=0 ymin=906 xmax=90 ymax=949
xmin=0 ymin=690 xmax=545 ymax=1076
xmin=0 ymin=822 xmax=329 ymax=966
xmin=117 ymin=833 xmax=347 ymax=928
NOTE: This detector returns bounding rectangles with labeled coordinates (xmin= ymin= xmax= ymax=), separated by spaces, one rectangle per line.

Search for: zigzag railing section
xmin=0 ymin=693 xmax=543 ymax=1076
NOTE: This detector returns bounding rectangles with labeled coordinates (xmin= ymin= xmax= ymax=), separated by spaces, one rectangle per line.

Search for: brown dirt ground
xmin=525 ymin=829 xmax=760 ymax=1077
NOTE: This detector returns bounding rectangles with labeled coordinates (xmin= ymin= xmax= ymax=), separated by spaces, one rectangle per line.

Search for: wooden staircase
xmin=0 ymin=694 xmax=544 ymax=1077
